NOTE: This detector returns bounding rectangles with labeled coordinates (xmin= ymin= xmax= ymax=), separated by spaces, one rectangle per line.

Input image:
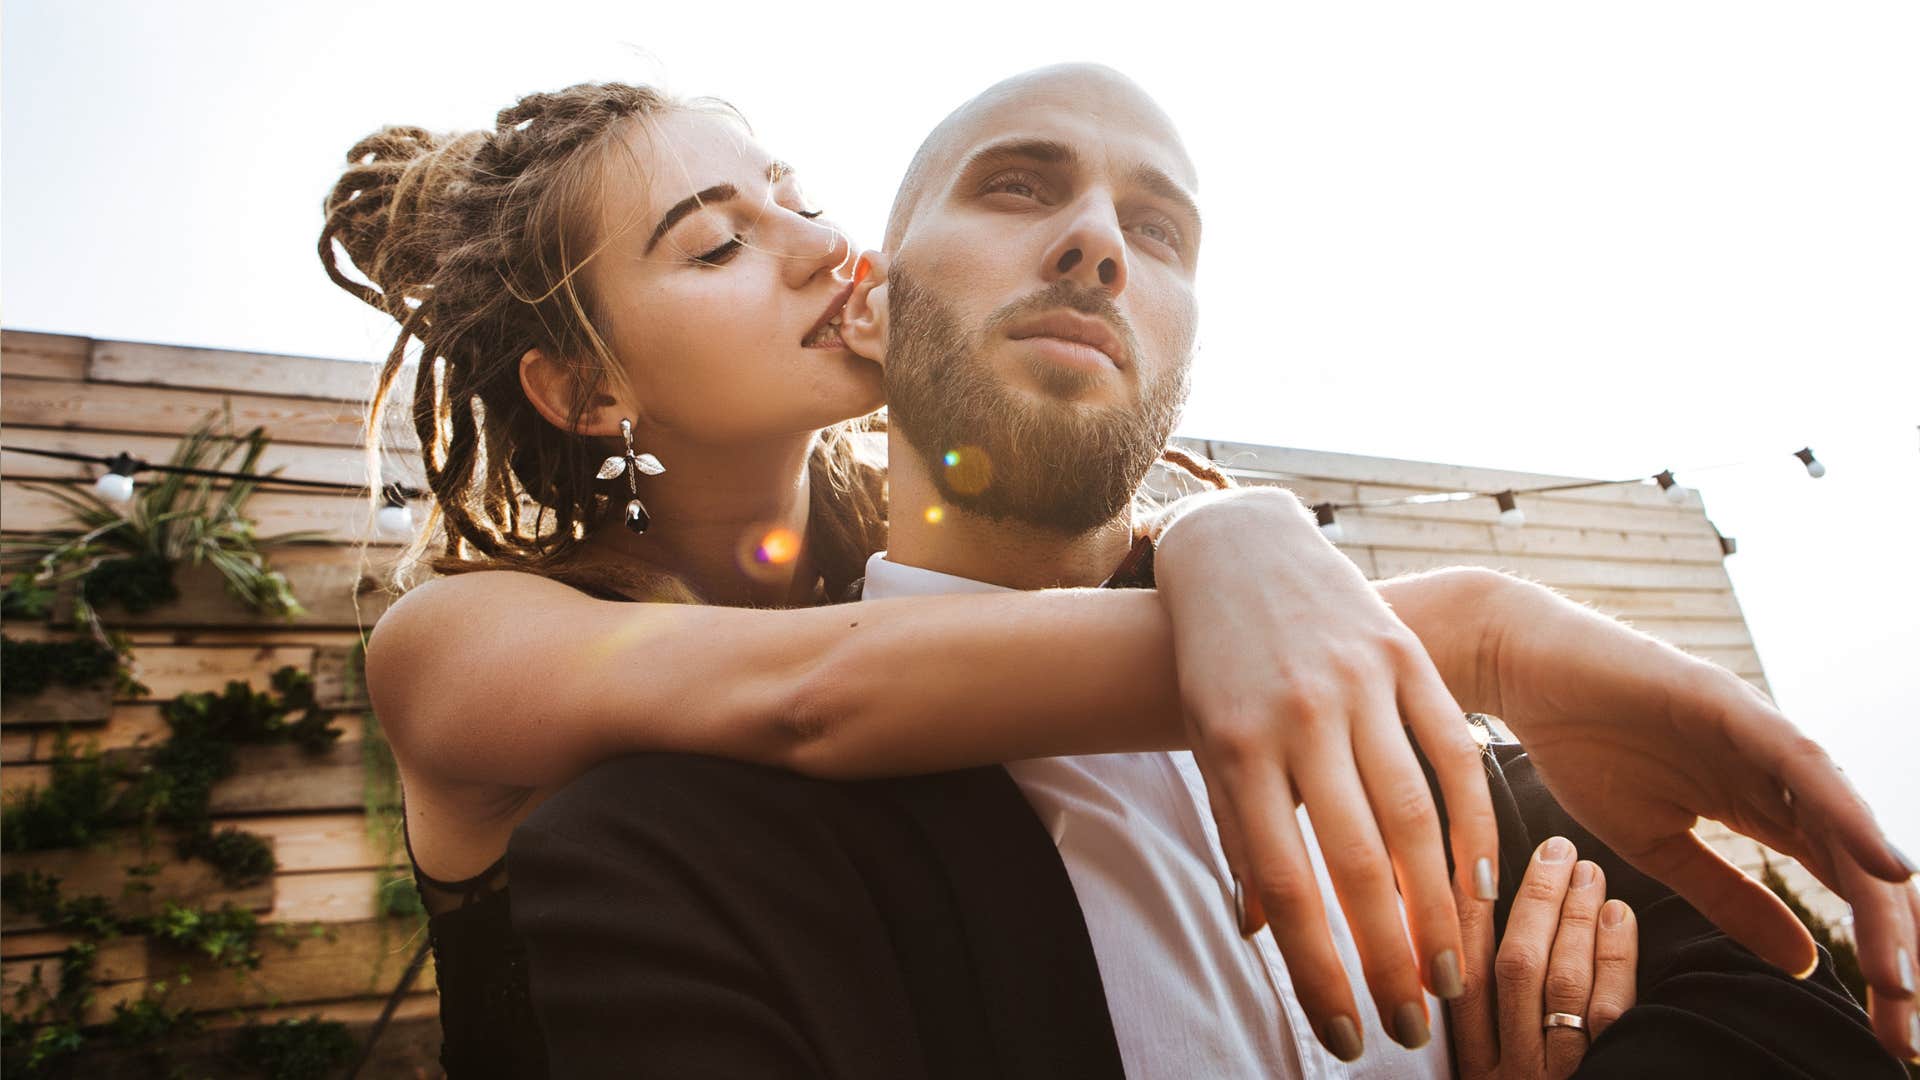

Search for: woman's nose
xmin=784 ymin=214 xmax=853 ymax=289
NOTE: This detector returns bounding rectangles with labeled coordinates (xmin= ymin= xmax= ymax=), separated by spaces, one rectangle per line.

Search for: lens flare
xmin=734 ymin=524 xmax=801 ymax=582
xmin=755 ymin=528 xmax=801 ymax=565
xmin=924 ymin=506 xmax=945 ymax=524
xmin=940 ymin=445 xmax=992 ymax=496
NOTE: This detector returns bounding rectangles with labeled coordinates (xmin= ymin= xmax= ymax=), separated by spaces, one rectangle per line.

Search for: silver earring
xmin=596 ymin=418 xmax=665 ymax=534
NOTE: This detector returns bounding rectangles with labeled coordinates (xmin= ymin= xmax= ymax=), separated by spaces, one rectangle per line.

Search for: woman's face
xmin=582 ymin=109 xmax=883 ymax=447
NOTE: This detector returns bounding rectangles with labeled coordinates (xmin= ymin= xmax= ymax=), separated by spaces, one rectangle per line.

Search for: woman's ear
xmin=838 ymin=251 xmax=890 ymax=366
xmin=519 ymin=347 xmax=624 ymax=435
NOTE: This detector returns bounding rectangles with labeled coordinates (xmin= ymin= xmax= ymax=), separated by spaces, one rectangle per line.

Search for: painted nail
xmin=1573 ymin=860 xmax=1598 ymax=888
xmin=1899 ymin=947 xmax=1916 ymax=996
xmin=1326 ymin=1016 xmax=1363 ymax=1062
xmin=1432 ymin=949 xmax=1464 ymax=1000
xmin=1541 ymin=836 xmax=1574 ymax=863
xmin=1892 ymin=843 xmax=1918 ymax=879
xmin=1232 ymin=875 xmax=1253 ymax=938
xmin=1392 ymin=1001 xmax=1431 ymax=1049
xmin=1601 ymin=900 xmax=1629 ymax=928
xmin=1474 ymin=856 xmax=1497 ymax=901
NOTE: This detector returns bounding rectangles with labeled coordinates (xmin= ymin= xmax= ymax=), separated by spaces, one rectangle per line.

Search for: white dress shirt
xmin=862 ymin=551 xmax=1451 ymax=1079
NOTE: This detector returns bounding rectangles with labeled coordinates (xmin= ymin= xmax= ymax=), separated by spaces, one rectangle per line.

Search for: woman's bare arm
xmin=365 ymin=569 xmax=1193 ymax=791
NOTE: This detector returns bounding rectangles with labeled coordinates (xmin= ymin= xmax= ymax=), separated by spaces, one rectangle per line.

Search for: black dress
xmin=402 ymin=577 xmax=656 ymax=1076
xmin=405 ymin=809 xmax=548 ymax=1079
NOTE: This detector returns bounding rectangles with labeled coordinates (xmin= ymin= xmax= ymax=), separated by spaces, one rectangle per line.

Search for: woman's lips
xmin=801 ymin=278 xmax=859 ymax=346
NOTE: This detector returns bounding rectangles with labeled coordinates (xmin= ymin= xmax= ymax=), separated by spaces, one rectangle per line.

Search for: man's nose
xmin=1041 ymin=196 xmax=1129 ymax=295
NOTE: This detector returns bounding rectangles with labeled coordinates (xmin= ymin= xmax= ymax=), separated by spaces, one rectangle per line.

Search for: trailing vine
xmin=0 ymin=668 xmax=346 ymax=1077
xmin=0 ymin=635 xmax=119 ymax=698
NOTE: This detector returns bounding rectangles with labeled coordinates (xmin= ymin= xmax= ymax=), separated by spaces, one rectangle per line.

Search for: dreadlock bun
xmin=319 ymin=125 xmax=486 ymax=321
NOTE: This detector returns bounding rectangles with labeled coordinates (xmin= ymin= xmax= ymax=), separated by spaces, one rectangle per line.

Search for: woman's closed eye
xmin=692 ymin=236 xmax=743 ymax=266
xmin=693 ymin=208 xmax=822 ymax=265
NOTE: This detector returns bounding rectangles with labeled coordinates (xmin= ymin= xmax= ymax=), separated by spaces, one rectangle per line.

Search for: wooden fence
xmin=0 ymin=329 xmax=1846 ymax=1074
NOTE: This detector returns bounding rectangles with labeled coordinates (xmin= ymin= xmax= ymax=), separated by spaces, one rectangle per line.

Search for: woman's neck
xmin=572 ymin=431 xmax=819 ymax=608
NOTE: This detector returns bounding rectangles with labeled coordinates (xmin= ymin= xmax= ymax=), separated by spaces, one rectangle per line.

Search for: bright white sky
xmin=4 ymin=2 xmax=1914 ymax=852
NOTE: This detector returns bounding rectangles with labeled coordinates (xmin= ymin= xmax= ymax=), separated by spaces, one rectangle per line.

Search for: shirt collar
xmin=859 ymin=530 xmax=1157 ymax=603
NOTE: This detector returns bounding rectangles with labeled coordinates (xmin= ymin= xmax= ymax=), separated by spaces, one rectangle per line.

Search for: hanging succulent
xmin=0 ymin=406 xmax=327 ymax=648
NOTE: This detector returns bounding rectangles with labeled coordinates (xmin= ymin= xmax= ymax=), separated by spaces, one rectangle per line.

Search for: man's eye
xmin=1132 ymin=219 xmax=1181 ymax=250
xmin=982 ymin=170 xmax=1045 ymax=200
xmin=796 ymin=209 xmax=824 ymax=220
xmin=693 ymin=237 xmax=743 ymax=265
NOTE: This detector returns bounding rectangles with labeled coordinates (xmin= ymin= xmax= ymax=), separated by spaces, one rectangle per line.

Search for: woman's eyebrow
xmin=645 ymin=163 xmax=794 ymax=255
xmin=647 ymin=184 xmax=736 ymax=254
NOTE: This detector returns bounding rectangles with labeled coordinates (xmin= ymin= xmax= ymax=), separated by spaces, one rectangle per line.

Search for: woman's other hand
xmin=1153 ymin=486 xmax=1500 ymax=1058
xmin=1470 ymin=572 xmax=1920 ymax=1061
xmin=1452 ymin=836 xmax=1639 ymax=1080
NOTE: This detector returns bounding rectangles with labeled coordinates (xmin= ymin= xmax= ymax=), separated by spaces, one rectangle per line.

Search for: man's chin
xmin=1007 ymin=352 xmax=1124 ymax=407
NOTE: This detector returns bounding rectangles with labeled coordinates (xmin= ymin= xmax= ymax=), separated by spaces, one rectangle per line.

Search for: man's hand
xmin=1469 ymin=570 xmax=1920 ymax=1061
xmin=1451 ymin=836 xmax=1638 ymax=1080
xmin=1154 ymin=487 xmax=1499 ymax=1061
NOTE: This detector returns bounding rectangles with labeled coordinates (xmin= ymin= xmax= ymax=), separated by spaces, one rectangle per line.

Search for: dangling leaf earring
xmin=596 ymin=418 xmax=665 ymax=534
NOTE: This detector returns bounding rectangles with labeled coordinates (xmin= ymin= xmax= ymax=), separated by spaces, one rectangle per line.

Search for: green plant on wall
xmin=0 ymin=405 xmax=327 ymax=657
xmin=0 ymin=670 xmax=347 ymax=1077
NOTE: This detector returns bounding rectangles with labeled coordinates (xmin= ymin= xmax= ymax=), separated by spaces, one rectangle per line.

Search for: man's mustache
xmin=981 ymin=280 xmax=1141 ymax=369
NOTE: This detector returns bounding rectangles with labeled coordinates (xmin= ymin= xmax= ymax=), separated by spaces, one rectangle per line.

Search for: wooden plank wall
xmin=2 ymin=330 xmax=436 ymax=1075
xmin=0 ymin=330 xmax=1850 ymax=1070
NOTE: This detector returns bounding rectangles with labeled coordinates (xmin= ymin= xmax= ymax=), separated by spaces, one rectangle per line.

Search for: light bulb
xmin=1494 ymin=491 xmax=1524 ymax=528
xmin=1655 ymin=470 xmax=1688 ymax=504
xmin=376 ymin=501 xmax=414 ymax=537
xmin=93 ymin=472 xmax=135 ymax=503
xmin=1313 ymin=503 xmax=1344 ymax=543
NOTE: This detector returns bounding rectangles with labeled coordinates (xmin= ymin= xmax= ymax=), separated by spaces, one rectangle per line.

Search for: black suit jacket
xmin=511 ymin=539 xmax=1898 ymax=1077
xmin=508 ymin=735 xmax=1898 ymax=1079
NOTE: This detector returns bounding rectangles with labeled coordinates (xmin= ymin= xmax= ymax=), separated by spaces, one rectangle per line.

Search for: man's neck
xmin=884 ymin=430 xmax=1135 ymax=590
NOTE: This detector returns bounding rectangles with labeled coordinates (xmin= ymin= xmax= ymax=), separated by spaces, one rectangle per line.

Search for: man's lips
xmin=801 ymin=278 xmax=859 ymax=346
xmin=1004 ymin=310 xmax=1127 ymax=369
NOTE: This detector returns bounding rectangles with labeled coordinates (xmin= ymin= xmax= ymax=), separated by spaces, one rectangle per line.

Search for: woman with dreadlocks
xmin=320 ymin=81 xmax=1917 ymax=1076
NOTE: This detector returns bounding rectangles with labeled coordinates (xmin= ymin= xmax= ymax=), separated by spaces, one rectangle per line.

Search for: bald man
xmin=509 ymin=65 xmax=1904 ymax=1079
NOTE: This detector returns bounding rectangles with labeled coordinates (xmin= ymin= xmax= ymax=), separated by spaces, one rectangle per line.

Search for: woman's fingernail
xmin=1392 ymin=1001 xmax=1431 ymax=1049
xmin=1899 ymin=947 xmax=1916 ymax=995
xmin=1433 ymin=949 xmax=1464 ymax=1000
xmin=1908 ymin=1010 xmax=1920 ymax=1061
xmin=1894 ymin=843 xmax=1919 ymax=879
xmin=1474 ymin=856 xmax=1497 ymax=901
xmin=1602 ymin=900 xmax=1630 ymax=928
xmin=1326 ymin=1016 xmax=1363 ymax=1061
xmin=1232 ymin=875 xmax=1253 ymax=937
xmin=1573 ymin=860 xmax=1598 ymax=888
xmin=1541 ymin=836 xmax=1574 ymax=863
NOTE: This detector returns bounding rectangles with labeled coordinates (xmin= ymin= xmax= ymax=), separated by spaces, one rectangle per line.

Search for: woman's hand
xmin=1452 ymin=836 xmax=1639 ymax=1080
xmin=1469 ymin=572 xmax=1920 ymax=1060
xmin=1153 ymin=487 xmax=1501 ymax=1058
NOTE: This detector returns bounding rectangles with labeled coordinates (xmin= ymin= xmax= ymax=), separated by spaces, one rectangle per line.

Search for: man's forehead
xmin=886 ymin=65 xmax=1196 ymax=248
xmin=941 ymin=79 xmax=1196 ymax=189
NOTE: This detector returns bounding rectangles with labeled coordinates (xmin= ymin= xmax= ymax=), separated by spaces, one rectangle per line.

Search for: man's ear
xmin=519 ymin=347 xmax=624 ymax=435
xmin=838 ymin=251 xmax=890 ymax=366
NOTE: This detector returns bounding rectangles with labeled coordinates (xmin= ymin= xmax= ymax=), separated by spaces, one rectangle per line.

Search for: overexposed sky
xmin=4 ymin=1 xmax=1914 ymax=849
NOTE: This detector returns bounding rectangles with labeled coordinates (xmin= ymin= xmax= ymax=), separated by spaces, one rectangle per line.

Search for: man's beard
xmin=883 ymin=268 xmax=1189 ymax=534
